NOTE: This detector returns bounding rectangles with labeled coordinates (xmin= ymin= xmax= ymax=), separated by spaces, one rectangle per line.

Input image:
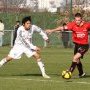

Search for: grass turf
xmin=0 ymin=46 xmax=90 ymax=90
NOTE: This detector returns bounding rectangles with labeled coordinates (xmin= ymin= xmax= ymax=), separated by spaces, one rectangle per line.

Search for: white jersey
xmin=29 ymin=25 xmax=48 ymax=40
xmin=0 ymin=22 xmax=4 ymax=35
xmin=15 ymin=25 xmax=48 ymax=50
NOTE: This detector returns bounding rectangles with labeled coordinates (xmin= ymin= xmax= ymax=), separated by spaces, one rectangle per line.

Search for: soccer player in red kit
xmin=46 ymin=13 xmax=90 ymax=77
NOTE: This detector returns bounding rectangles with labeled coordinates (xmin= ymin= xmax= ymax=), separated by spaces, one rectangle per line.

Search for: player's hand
xmin=45 ymin=29 xmax=52 ymax=35
xmin=45 ymin=39 xmax=50 ymax=43
xmin=35 ymin=47 xmax=41 ymax=53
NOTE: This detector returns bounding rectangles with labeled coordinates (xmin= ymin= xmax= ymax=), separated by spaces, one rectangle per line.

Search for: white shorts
xmin=8 ymin=44 xmax=36 ymax=59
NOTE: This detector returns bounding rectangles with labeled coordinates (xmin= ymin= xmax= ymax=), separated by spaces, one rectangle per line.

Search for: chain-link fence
xmin=0 ymin=0 xmax=90 ymax=47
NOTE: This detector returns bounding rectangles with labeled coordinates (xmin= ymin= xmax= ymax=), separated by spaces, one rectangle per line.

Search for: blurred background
xmin=0 ymin=0 xmax=90 ymax=47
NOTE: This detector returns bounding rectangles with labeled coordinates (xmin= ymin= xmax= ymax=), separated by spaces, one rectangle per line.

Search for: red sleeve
xmin=67 ymin=22 xmax=74 ymax=30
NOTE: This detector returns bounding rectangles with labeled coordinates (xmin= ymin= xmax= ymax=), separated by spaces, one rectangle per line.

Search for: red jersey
xmin=67 ymin=21 xmax=90 ymax=44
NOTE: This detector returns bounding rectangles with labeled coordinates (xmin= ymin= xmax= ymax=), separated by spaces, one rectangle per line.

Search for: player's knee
xmin=73 ymin=56 xmax=79 ymax=62
xmin=73 ymin=53 xmax=81 ymax=62
xmin=33 ymin=53 xmax=40 ymax=60
xmin=6 ymin=56 xmax=13 ymax=62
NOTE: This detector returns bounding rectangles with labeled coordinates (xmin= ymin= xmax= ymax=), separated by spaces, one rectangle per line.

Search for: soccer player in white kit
xmin=0 ymin=16 xmax=50 ymax=78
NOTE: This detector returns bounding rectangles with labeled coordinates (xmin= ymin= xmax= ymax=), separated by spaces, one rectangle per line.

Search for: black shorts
xmin=74 ymin=43 xmax=89 ymax=59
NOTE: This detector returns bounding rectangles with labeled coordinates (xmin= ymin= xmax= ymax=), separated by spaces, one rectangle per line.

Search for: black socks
xmin=69 ymin=62 xmax=77 ymax=73
xmin=77 ymin=62 xmax=83 ymax=76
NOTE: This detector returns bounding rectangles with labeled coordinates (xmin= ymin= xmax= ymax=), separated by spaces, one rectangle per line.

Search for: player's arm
xmin=21 ymin=36 xmax=40 ymax=52
xmin=33 ymin=25 xmax=49 ymax=43
xmin=19 ymin=30 xmax=40 ymax=51
xmin=45 ymin=26 xmax=67 ymax=34
xmin=45 ymin=22 xmax=73 ymax=34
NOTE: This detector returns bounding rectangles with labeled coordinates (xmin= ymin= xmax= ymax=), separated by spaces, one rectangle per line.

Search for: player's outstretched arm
xmin=33 ymin=25 xmax=49 ymax=43
xmin=45 ymin=26 xmax=63 ymax=34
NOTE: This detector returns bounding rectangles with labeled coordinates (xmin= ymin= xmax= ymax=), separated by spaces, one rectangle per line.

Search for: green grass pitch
xmin=0 ymin=46 xmax=90 ymax=90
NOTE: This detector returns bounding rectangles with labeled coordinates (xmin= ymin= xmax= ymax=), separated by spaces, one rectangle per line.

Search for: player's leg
xmin=0 ymin=45 xmax=24 ymax=67
xmin=68 ymin=44 xmax=78 ymax=73
xmin=73 ymin=44 xmax=84 ymax=76
xmin=33 ymin=52 xmax=50 ymax=78
xmin=0 ymin=56 xmax=13 ymax=67
xmin=69 ymin=44 xmax=89 ymax=76
xmin=77 ymin=45 xmax=89 ymax=77
xmin=69 ymin=52 xmax=81 ymax=73
xmin=24 ymin=48 xmax=50 ymax=78
xmin=77 ymin=60 xmax=85 ymax=77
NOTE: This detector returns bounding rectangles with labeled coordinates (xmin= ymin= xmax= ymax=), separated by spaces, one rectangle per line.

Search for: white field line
xmin=0 ymin=77 xmax=90 ymax=85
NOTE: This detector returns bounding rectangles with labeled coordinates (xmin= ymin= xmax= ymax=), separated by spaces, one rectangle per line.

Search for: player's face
xmin=24 ymin=21 xmax=31 ymax=30
xmin=17 ymin=22 xmax=20 ymax=25
xmin=75 ymin=17 xmax=82 ymax=26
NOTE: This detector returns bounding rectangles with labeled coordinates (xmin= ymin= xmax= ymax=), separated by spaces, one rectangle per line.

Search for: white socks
xmin=37 ymin=60 xmax=46 ymax=76
xmin=0 ymin=58 xmax=7 ymax=67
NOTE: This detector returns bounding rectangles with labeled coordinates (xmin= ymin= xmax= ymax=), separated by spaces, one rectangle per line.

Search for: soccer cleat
xmin=43 ymin=74 xmax=50 ymax=79
xmin=79 ymin=73 xmax=86 ymax=78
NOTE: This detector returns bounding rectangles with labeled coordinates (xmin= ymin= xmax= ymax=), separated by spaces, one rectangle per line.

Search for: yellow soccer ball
xmin=62 ymin=70 xmax=72 ymax=79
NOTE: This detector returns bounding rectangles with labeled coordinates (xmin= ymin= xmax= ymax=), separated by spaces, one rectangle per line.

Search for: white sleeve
xmin=18 ymin=30 xmax=37 ymax=50
xmin=0 ymin=23 xmax=4 ymax=31
xmin=33 ymin=25 xmax=48 ymax=40
xmin=25 ymin=39 xmax=37 ymax=50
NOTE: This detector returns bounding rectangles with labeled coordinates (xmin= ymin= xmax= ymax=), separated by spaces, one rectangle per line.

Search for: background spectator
xmin=13 ymin=21 xmax=21 ymax=45
xmin=0 ymin=20 xmax=4 ymax=46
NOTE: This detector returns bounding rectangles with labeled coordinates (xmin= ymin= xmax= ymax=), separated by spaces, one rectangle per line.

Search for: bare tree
xmin=4 ymin=0 xmax=25 ymax=6
xmin=2 ymin=0 xmax=27 ymax=13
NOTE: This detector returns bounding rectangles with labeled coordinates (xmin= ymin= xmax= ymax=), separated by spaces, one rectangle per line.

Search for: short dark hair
xmin=63 ymin=23 xmax=67 ymax=26
xmin=22 ymin=16 xmax=31 ymax=24
xmin=0 ymin=20 xmax=2 ymax=23
xmin=16 ymin=20 xmax=20 ymax=23
xmin=75 ymin=13 xmax=82 ymax=18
